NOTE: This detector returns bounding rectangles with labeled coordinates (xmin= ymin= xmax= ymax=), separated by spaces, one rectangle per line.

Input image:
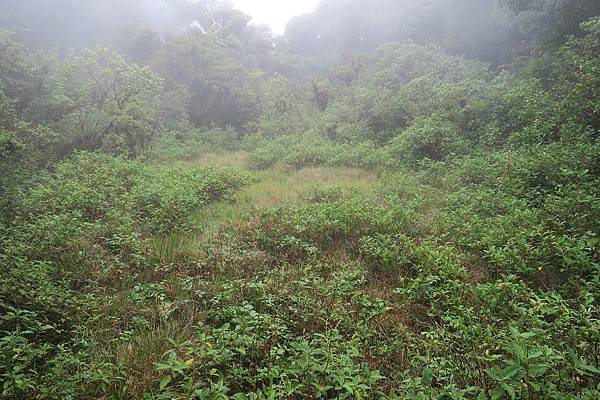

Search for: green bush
xmin=388 ymin=112 xmax=468 ymax=163
xmin=15 ymin=152 xmax=247 ymax=250
xmin=248 ymin=133 xmax=388 ymax=170
xmin=143 ymin=127 xmax=242 ymax=162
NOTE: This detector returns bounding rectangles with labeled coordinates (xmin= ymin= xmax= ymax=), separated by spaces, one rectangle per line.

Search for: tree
xmin=42 ymin=48 xmax=163 ymax=156
xmin=246 ymin=74 xmax=311 ymax=137
xmin=1 ymin=31 xmax=164 ymax=157
xmin=499 ymin=0 xmax=600 ymax=48
xmin=151 ymin=31 xmax=259 ymax=130
xmin=284 ymin=0 xmax=518 ymax=66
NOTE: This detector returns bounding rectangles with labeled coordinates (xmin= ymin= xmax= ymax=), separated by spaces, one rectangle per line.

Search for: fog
xmin=231 ymin=0 xmax=320 ymax=34
xmin=0 ymin=0 xmax=519 ymax=65
xmin=1 ymin=0 xmax=597 ymax=57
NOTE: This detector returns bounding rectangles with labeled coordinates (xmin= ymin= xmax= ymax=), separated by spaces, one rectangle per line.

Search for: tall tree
xmin=499 ymin=0 xmax=600 ymax=48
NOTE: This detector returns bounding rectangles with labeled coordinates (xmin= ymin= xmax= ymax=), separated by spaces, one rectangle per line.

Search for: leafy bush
xmin=248 ymin=134 xmax=388 ymax=170
xmin=388 ymin=112 xmax=468 ymax=163
xmin=143 ymin=127 xmax=242 ymax=162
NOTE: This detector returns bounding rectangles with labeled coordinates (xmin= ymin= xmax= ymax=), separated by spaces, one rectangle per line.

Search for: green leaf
xmin=503 ymin=365 xmax=521 ymax=379
xmin=511 ymin=343 xmax=525 ymax=360
xmin=423 ymin=368 xmax=433 ymax=385
xmin=528 ymin=363 xmax=548 ymax=378
xmin=159 ymin=375 xmax=172 ymax=389
xmin=491 ymin=384 xmax=505 ymax=400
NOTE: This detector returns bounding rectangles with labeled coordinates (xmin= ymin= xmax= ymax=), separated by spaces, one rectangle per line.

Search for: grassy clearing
xmin=170 ymin=151 xmax=251 ymax=169
xmin=194 ymin=164 xmax=378 ymax=223
xmin=147 ymin=152 xmax=380 ymax=271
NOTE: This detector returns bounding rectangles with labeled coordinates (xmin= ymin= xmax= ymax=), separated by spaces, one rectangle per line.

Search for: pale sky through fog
xmin=231 ymin=0 xmax=320 ymax=35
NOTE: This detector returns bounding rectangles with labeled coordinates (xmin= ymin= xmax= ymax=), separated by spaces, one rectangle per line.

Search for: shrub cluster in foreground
xmin=2 ymin=144 xmax=598 ymax=398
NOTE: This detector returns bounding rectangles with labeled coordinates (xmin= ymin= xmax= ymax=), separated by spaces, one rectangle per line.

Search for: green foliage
xmin=245 ymin=75 xmax=312 ymax=138
xmin=499 ymin=0 xmax=600 ymax=49
xmin=149 ymin=305 xmax=383 ymax=399
xmin=0 ymin=253 xmax=106 ymax=399
xmin=1 ymin=151 xmax=249 ymax=398
xmin=1 ymin=3 xmax=600 ymax=400
xmin=0 ymin=32 xmax=163 ymax=158
xmin=389 ymin=112 xmax=467 ymax=162
xmin=151 ymin=31 xmax=261 ymax=130
xmin=248 ymin=134 xmax=389 ymax=170
xmin=42 ymin=47 xmax=163 ymax=156
xmin=143 ymin=127 xmax=242 ymax=163
xmin=14 ymin=152 xmax=247 ymax=254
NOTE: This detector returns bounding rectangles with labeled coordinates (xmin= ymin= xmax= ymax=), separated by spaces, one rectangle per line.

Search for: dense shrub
xmin=142 ymin=127 xmax=242 ymax=162
xmin=248 ymin=134 xmax=389 ymax=170
xmin=388 ymin=112 xmax=468 ymax=162
xmin=1 ymin=151 xmax=250 ymax=397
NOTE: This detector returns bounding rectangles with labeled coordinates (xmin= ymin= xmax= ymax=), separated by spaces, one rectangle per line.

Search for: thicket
xmin=1 ymin=1 xmax=599 ymax=399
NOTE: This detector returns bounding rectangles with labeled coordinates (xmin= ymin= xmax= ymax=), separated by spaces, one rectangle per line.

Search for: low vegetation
xmin=1 ymin=1 xmax=599 ymax=399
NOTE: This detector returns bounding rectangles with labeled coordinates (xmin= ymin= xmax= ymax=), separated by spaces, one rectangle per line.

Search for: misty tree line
xmin=2 ymin=0 xmax=599 ymax=217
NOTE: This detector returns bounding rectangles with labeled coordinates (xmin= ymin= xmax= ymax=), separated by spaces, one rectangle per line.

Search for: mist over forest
xmin=1 ymin=1 xmax=599 ymax=399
